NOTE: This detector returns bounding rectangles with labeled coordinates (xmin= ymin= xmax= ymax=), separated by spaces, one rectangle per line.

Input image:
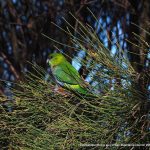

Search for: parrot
xmin=47 ymin=53 xmax=93 ymax=96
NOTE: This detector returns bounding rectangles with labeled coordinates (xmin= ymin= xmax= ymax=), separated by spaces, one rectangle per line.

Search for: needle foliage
xmin=0 ymin=15 xmax=150 ymax=150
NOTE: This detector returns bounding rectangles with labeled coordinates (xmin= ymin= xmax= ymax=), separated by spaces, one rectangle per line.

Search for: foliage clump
xmin=0 ymin=15 xmax=150 ymax=150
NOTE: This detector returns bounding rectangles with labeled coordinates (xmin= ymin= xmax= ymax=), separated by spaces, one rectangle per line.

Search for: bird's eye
xmin=49 ymin=55 xmax=53 ymax=59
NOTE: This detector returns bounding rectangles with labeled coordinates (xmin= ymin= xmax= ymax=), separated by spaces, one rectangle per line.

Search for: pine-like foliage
xmin=0 ymin=15 xmax=149 ymax=150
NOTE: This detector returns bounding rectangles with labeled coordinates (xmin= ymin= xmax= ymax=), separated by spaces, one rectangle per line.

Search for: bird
xmin=47 ymin=53 xmax=93 ymax=97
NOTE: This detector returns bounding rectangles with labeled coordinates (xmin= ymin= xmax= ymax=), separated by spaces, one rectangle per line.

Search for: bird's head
xmin=47 ymin=53 xmax=66 ymax=67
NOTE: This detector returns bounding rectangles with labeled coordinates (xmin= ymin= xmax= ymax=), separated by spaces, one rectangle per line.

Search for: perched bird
xmin=47 ymin=53 xmax=91 ymax=96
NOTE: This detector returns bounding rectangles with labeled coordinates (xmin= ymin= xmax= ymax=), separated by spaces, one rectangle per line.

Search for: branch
xmin=0 ymin=52 xmax=20 ymax=80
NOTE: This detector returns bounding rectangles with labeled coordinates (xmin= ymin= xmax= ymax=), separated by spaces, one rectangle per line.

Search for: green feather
xmin=48 ymin=53 xmax=95 ymax=96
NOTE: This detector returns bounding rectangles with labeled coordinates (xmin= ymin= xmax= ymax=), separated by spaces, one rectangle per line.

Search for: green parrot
xmin=47 ymin=53 xmax=91 ymax=96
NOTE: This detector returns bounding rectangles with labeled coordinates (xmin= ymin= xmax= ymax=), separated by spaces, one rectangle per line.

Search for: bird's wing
xmin=53 ymin=62 xmax=82 ymax=85
xmin=52 ymin=62 xmax=97 ymax=97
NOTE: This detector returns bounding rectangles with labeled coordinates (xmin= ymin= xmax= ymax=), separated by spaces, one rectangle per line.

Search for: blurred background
xmin=0 ymin=0 xmax=149 ymax=96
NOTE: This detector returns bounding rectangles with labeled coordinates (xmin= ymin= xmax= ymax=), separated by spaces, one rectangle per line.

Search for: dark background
xmin=0 ymin=0 xmax=150 ymax=98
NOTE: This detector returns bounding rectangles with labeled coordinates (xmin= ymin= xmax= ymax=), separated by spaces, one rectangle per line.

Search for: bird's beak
xmin=46 ymin=58 xmax=50 ymax=64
